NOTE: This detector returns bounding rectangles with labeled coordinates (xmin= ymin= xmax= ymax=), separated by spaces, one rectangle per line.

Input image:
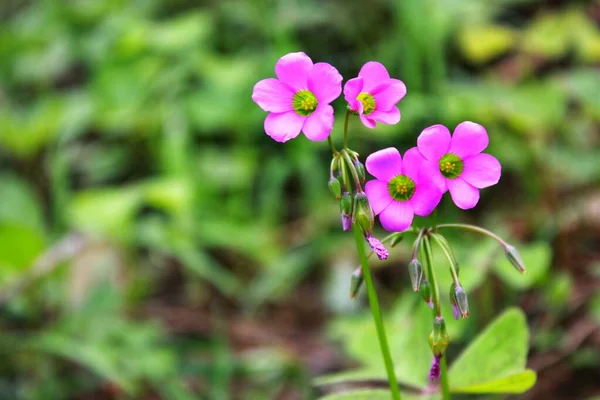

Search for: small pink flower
xmin=252 ymin=52 xmax=342 ymax=143
xmin=364 ymin=147 xmax=442 ymax=232
xmin=343 ymin=62 xmax=406 ymax=129
xmin=416 ymin=122 xmax=502 ymax=210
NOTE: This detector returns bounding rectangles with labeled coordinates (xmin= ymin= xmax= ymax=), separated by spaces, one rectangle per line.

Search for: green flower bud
xmin=389 ymin=232 xmax=404 ymax=247
xmin=349 ymin=268 xmax=364 ymax=299
xmin=428 ymin=317 xmax=450 ymax=358
xmin=340 ymin=192 xmax=353 ymax=231
xmin=352 ymin=192 xmax=374 ymax=236
xmin=421 ymin=279 xmax=433 ymax=308
xmin=505 ymin=244 xmax=526 ymax=274
xmin=454 ymin=285 xmax=469 ymax=318
xmin=408 ymin=259 xmax=423 ymax=292
xmin=328 ymin=177 xmax=342 ymax=199
xmin=355 ymin=161 xmax=366 ymax=184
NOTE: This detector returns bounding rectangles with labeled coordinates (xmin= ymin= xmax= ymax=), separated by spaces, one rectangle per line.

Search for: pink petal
xmin=379 ymin=200 xmax=414 ymax=232
xmin=372 ymin=79 xmax=407 ymax=111
xmin=418 ymin=161 xmax=447 ymax=193
xmin=365 ymin=179 xmax=394 ymax=215
xmin=343 ymin=77 xmax=363 ymax=110
xmin=275 ymin=52 xmax=312 ymax=91
xmin=461 ymin=153 xmax=501 ymax=189
xmin=369 ymin=107 xmax=400 ymax=126
xmin=359 ymin=113 xmax=377 ymax=129
xmin=252 ymin=78 xmax=294 ymax=113
xmin=449 ymin=121 xmax=489 ymax=158
xmin=302 ymin=104 xmax=334 ymax=141
xmin=410 ymin=179 xmax=442 ymax=217
xmin=359 ymin=61 xmax=390 ymax=92
xmin=417 ymin=124 xmax=451 ymax=162
xmin=365 ymin=147 xmax=403 ymax=181
xmin=264 ymin=111 xmax=304 ymax=142
xmin=402 ymin=147 xmax=426 ymax=180
xmin=447 ymin=178 xmax=480 ymax=210
xmin=308 ymin=62 xmax=342 ymax=104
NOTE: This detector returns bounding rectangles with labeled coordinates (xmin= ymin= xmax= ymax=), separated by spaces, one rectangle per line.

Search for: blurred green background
xmin=1 ymin=0 xmax=599 ymax=399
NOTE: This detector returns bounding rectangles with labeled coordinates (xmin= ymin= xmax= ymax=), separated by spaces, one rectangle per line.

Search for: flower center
xmin=292 ymin=90 xmax=318 ymax=116
xmin=357 ymin=92 xmax=376 ymax=115
xmin=439 ymin=153 xmax=464 ymax=179
xmin=388 ymin=175 xmax=415 ymax=202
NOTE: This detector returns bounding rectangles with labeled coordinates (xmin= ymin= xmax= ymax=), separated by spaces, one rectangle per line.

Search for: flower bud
xmin=389 ymin=232 xmax=404 ymax=247
xmin=449 ymin=282 xmax=460 ymax=320
xmin=352 ymin=192 xmax=374 ymax=236
xmin=349 ymin=268 xmax=364 ymax=299
xmin=420 ymin=279 xmax=433 ymax=309
xmin=454 ymin=284 xmax=469 ymax=318
xmin=408 ymin=259 xmax=423 ymax=292
xmin=340 ymin=193 xmax=353 ymax=231
xmin=366 ymin=235 xmax=389 ymax=260
xmin=429 ymin=355 xmax=442 ymax=382
xmin=505 ymin=244 xmax=526 ymax=273
xmin=328 ymin=177 xmax=342 ymax=199
xmin=355 ymin=161 xmax=366 ymax=184
xmin=428 ymin=316 xmax=450 ymax=358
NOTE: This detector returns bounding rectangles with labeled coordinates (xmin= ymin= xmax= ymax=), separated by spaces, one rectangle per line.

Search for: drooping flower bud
xmin=454 ymin=284 xmax=469 ymax=318
xmin=408 ymin=259 xmax=423 ymax=292
xmin=428 ymin=316 xmax=450 ymax=358
xmin=505 ymin=244 xmax=526 ymax=273
xmin=355 ymin=161 xmax=366 ymax=184
xmin=328 ymin=177 xmax=342 ymax=199
xmin=340 ymin=192 xmax=353 ymax=231
xmin=449 ymin=282 xmax=460 ymax=320
xmin=352 ymin=192 xmax=374 ymax=236
xmin=421 ymin=279 xmax=433 ymax=309
xmin=365 ymin=235 xmax=389 ymax=260
xmin=349 ymin=268 xmax=364 ymax=299
xmin=389 ymin=232 xmax=404 ymax=247
xmin=429 ymin=355 xmax=442 ymax=382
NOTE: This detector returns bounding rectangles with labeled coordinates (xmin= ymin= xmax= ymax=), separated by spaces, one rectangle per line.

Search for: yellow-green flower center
xmin=388 ymin=175 xmax=415 ymax=202
xmin=357 ymin=92 xmax=376 ymax=115
xmin=292 ymin=90 xmax=318 ymax=116
xmin=439 ymin=153 xmax=464 ymax=179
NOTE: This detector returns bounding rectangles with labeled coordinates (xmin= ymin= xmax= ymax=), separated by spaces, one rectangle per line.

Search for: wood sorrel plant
xmin=252 ymin=52 xmax=527 ymax=400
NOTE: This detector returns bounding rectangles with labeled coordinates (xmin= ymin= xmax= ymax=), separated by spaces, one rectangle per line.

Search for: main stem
xmin=440 ymin=356 xmax=451 ymax=400
xmin=343 ymin=110 xmax=351 ymax=149
xmin=352 ymin=226 xmax=402 ymax=400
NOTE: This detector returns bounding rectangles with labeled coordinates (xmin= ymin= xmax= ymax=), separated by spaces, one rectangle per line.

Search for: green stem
xmin=343 ymin=110 xmax=351 ymax=149
xmin=352 ymin=226 xmax=402 ymax=400
xmin=328 ymin=136 xmax=338 ymax=156
xmin=435 ymin=224 xmax=507 ymax=247
xmin=440 ymin=356 xmax=451 ymax=400
xmin=422 ymin=235 xmax=441 ymax=317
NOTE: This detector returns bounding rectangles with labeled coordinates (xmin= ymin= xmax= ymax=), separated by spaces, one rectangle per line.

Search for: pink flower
xmin=416 ymin=122 xmax=502 ymax=210
xmin=252 ymin=52 xmax=342 ymax=142
xmin=343 ymin=62 xmax=406 ymax=129
xmin=364 ymin=147 xmax=442 ymax=232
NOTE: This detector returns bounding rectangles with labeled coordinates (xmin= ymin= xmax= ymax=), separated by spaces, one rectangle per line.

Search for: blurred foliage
xmin=1 ymin=0 xmax=599 ymax=399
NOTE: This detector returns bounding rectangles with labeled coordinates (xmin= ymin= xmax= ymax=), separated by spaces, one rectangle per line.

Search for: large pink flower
xmin=252 ymin=52 xmax=342 ymax=142
xmin=343 ymin=62 xmax=406 ymax=129
xmin=364 ymin=147 xmax=442 ymax=232
xmin=416 ymin=122 xmax=501 ymax=210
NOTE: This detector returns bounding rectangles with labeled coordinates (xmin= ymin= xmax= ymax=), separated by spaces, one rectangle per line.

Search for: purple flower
xmin=252 ymin=52 xmax=342 ymax=143
xmin=366 ymin=235 xmax=389 ymax=260
xmin=364 ymin=147 xmax=442 ymax=232
xmin=343 ymin=62 xmax=406 ymax=129
xmin=341 ymin=214 xmax=352 ymax=231
xmin=417 ymin=122 xmax=502 ymax=210
xmin=429 ymin=355 xmax=442 ymax=382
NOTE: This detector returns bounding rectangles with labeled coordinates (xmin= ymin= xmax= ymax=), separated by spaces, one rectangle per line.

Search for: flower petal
xmin=264 ymin=111 xmax=304 ymax=143
xmin=461 ymin=153 xmax=501 ymax=189
xmin=359 ymin=61 xmax=390 ymax=92
xmin=308 ymin=62 xmax=342 ymax=104
xmin=402 ymin=147 xmax=426 ymax=180
xmin=418 ymin=161 xmax=447 ymax=193
xmin=359 ymin=113 xmax=377 ymax=129
xmin=365 ymin=147 xmax=403 ymax=181
xmin=410 ymin=179 xmax=442 ymax=217
xmin=369 ymin=107 xmax=400 ymax=126
xmin=372 ymin=79 xmax=407 ymax=111
xmin=302 ymin=104 xmax=334 ymax=141
xmin=449 ymin=121 xmax=489 ymax=158
xmin=365 ymin=179 xmax=394 ymax=215
xmin=447 ymin=178 xmax=480 ymax=210
xmin=343 ymin=77 xmax=364 ymax=110
xmin=252 ymin=78 xmax=294 ymax=113
xmin=379 ymin=200 xmax=414 ymax=232
xmin=417 ymin=124 xmax=451 ymax=162
xmin=275 ymin=52 xmax=312 ymax=91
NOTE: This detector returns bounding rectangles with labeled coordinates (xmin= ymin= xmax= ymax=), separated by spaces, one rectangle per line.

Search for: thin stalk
xmin=342 ymin=149 xmax=363 ymax=191
xmin=430 ymin=233 xmax=459 ymax=284
xmin=328 ymin=136 xmax=338 ymax=156
xmin=435 ymin=224 xmax=507 ymax=247
xmin=422 ymin=235 xmax=441 ymax=317
xmin=343 ymin=110 xmax=351 ymax=149
xmin=411 ymin=228 xmax=426 ymax=260
xmin=352 ymin=226 xmax=402 ymax=400
xmin=440 ymin=356 xmax=451 ymax=400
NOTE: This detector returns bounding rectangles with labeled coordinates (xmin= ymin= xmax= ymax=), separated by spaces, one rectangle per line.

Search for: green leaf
xmin=449 ymin=308 xmax=529 ymax=388
xmin=458 ymin=24 xmax=516 ymax=64
xmin=452 ymin=370 xmax=537 ymax=393
xmin=0 ymin=174 xmax=45 ymax=230
xmin=320 ymin=389 xmax=438 ymax=400
xmin=0 ymin=223 xmax=46 ymax=272
xmin=493 ymin=242 xmax=551 ymax=289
